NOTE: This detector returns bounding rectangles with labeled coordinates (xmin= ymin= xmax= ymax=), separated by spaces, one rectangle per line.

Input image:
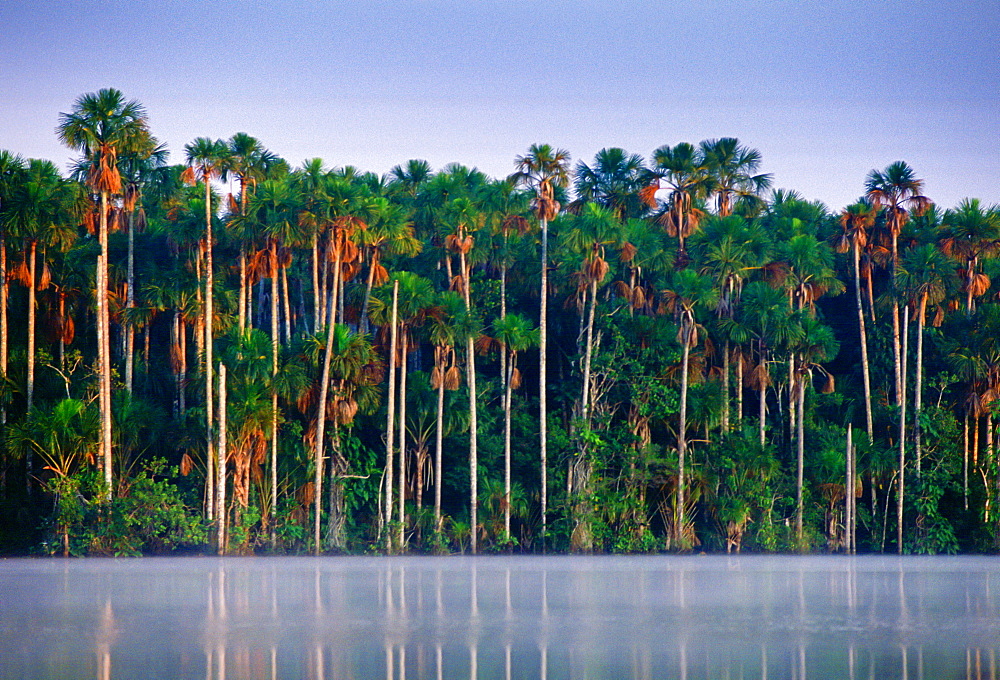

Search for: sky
xmin=2 ymin=0 xmax=998 ymax=211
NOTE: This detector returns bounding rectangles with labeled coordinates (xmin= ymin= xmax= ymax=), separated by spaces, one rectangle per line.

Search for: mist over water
xmin=1 ymin=555 xmax=998 ymax=679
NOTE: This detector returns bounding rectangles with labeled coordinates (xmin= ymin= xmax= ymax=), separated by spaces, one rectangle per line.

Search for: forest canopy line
xmin=0 ymin=88 xmax=997 ymax=556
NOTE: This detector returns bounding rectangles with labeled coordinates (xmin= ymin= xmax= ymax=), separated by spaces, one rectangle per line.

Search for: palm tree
xmin=493 ymin=313 xmax=538 ymax=541
xmin=182 ymin=136 xmax=229 ymax=542
xmin=939 ymin=199 xmax=1000 ymax=317
xmin=574 ymin=148 xmax=648 ymax=219
xmin=2 ymin=160 xmax=77 ymax=414
xmin=0 ymin=151 xmax=26 ymax=425
xmin=897 ymin=244 xmax=952 ymax=474
xmin=234 ymin=176 xmax=302 ymax=536
xmin=699 ymin=138 xmax=772 ymax=217
xmin=834 ymin=203 xmax=877 ymax=442
xmin=645 ymin=142 xmax=711 ymax=265
xmin=427 ymin=290 xmax=465 ymax=532
xmin=790 ymin=316 xmax=838 ymax=546
xmin=58 ymin=88 xmax=150 ymax=497
xmin=661 ymin=268 xmax=718 ymax=548
xmin=118 ymin=134 xmax=167 ymax=394
xmin=510 ymin=143 xmax=571 ymax=550
xmin=865 ymin=160 xmax=931 ymax=554
xmin=226 ymin=133 xmax=278 ymax=333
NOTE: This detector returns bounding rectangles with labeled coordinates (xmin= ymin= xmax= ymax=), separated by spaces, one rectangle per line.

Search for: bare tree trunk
xmin=270 ymin=243 xmax=280 ymax=546
xmin=0 ymin=233 xmax=6 ymax=427
xmin=854 ymin=242 xmax=874 ymax=442
xmin=282 ymin=265 xmax=292 ymax=343
xmin=397 ymin=336 xmax=408 ymax=552
xmin=384 ymin=280 xmax=398 ymax=551
xmin=459 ymin=247 xmax=478 ymax=555
xmin=434 ymin=359 xmax=445 ymax=533
xmin=721 ymin=341 xmax=730 ymax=434
xmin=98 ymin=190 xmax=113 ymax=497
xmin=894 ymin=302 xmax=905 ymax=554
xmin=126 ymin=210 xmax=135 ymax=394
xmin=216 ymin=364 xmax=227 ymax=554
xmin=915 ymin=294 xmax=927 ymax=476
xmin=310 ymin=235 xmax=319 ymax=334
xmin=539 ymin=216 xmax=549 ymax=552
xmin=204 ymin=180 xmax=215 ymax=522
xmin=26 ymin=241 xmax=36 ymax=412
xmin=313 ymin=291 xmax=337 ymax=556
xmin=503 ymin=352 xmax=513 ymax=541
xmin=796 ymin=366 xmax=806 ymax=549
xmin=676 ymin=322 xmax=691 ymax=549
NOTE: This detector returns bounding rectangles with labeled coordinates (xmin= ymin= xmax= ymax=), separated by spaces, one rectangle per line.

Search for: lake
xmin=1 ymin=555 xmax=997 ymax=679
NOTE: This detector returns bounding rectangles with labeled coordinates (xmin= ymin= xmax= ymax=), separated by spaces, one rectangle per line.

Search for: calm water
xmin=1 ymin=555 xmax=998 ymax=679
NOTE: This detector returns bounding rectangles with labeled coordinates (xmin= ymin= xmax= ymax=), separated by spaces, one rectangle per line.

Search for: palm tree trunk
xmin=310 ymin=235 xmax=319 ymax=333
xmin=581 ymin=278 xmax=598 ymax=422
xmin=894 ymin=302 xmax=905 ymax=554
xmin=98 ymin=190 xmax=113 ymax=497
xmin=26 ymin=241 xmax=36 ymax=413
xmin=282 ymin=265 xmax=292 ymax=343
xmin=722 ymin=341 xmax=730 ymax=433
xmin=239 ymin=249 xmax=247 ymax=333
xmin=397 ymin=336 xmax=408 ymax=552
xmin=0 ymin=232 xmax=6 ymax=426
xmin=736 ymin=351 xmax=743 ymax=424
xmin=677 ymin=321 xmax=691 ymax=548
xmin=126 ymin=209 xmax=135 ymax=394
xmin=795 ymin=366 xmax=806 ymax=549
xmin=854 ymin=242 xmax=874 ymax=443
xmin=539 ymin=216 xmax=549 ymax=552
xmin=915 ymin=293 xmax=927 ymax=476
xmin=270 ymin=242 xmax=280 ymax=546
xmin=459 ymin=247 xmax=478 ymax=555
xmin=384 ymin=280 xmax=398 ymax=550
xmin=503 ymin=352 xmax=513 ymax=541
xmin=434 ymin=356 xmax=445 ymax=533
xmin=964 ymin=411 xmax=970 ymax=510
xmin=314 ymin=290 xmax=338 ymax=556
xmin=204 ymin=179 xmax=215 ymax=523
xmin=500 ymin=264 xmax=507 ymax=390
xmin=216 ymin=363 xmax=227 ymax=554
xmin=361 ymin=251 xmax=378 ymax=336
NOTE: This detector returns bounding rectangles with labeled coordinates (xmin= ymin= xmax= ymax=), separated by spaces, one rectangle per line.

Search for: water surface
xmin=1 ymin=555 xmax=997 ymax=679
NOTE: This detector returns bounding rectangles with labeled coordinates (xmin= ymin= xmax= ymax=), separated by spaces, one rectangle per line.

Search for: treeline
xmin=0 ymin=88 xmax=997 ymax=556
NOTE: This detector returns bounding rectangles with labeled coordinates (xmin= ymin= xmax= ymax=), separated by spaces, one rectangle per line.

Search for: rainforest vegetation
xmin=1 ymin=88 xmax=997 ymax=556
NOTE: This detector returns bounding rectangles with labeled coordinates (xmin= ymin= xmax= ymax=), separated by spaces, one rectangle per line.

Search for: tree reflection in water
xmin=1 ymin=556 xmax=999 ymax=679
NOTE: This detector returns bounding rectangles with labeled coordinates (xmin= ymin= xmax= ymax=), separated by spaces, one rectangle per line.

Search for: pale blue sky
xmin=3 ymin=0 xmax=997 ymax=210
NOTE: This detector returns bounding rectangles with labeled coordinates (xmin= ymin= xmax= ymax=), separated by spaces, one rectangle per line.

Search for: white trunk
xmin=216 ymin=364 xmax=227 ymax=554
xmin=384 ymin=280 xmax=398 ymax=549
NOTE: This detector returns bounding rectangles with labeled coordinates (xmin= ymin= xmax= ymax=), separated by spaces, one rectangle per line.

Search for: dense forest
xmin=1 ymin=88 xmax=997 ymax=556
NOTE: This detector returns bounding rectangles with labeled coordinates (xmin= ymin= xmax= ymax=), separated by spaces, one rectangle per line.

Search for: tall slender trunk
xmin=846 ymin=426 xmax=854 ymax=554
xmin=736 ymin=351 xmax=743 ymax=424
xmin=434 ymin=355 xmax=445 ymax=533
xmin=204 ymin=178 xmax=215 ymax=523
xmin=721 ymin=341 xmax=730 ymax=433
xmin=758 ymin=347 xmax=767 ymax=448
xmin=310 ymin=235 xmax=319 ymax=333
xmin=581 ymin=278 xmax=598 ymax=422
xmin=894 ymin=302 xmax=905 ymax=554
xmin=314 ymin=291 xmax=338 ymax=556
xmin=282 ymin=265 xmax=292 ymax=343
xmin=503 ymin=351 xmax=514 ymax=541
xmin=384 ymin=280 xmax=398 ymax=550
xmin=26 ymin=241 xmax=36 ymax=413
xmin=361 ymin=251 xmax=378 ymax=336
xmin=458 ymin=246 xmax=479 ymax=554
xmin=98 ymin=191 xmax=112 ymax=497
xmin=0 ymin=232 xmax=6 ymax=427
xmin=499 ymin=263 xmax=507 ymax=390
xmin=270 ymin=242 xmax=280 ymax=545
xmin=397 ymin=336 xmax=408 ymax=552
xmin=676 ymin=321 xmax=691 ymax=548
xmin=238 ymin=250 xmax=247 ymax=333
xmin=216 ymin=364 xmax=227 ymax=554
xmin=964 ymin=411 xmax=970 ymax=510
xmin=854 ymin=242 xmax=874 ymax=442
xmin=915 ymin=293 xmax=927 ymax=476
xmin=126 ymin=209 xmax=135 ymax=394
xmin=795 ymin=366 xmax=806 ymax=549
xmin=539 ymin=216 xmax=549 ymax=552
